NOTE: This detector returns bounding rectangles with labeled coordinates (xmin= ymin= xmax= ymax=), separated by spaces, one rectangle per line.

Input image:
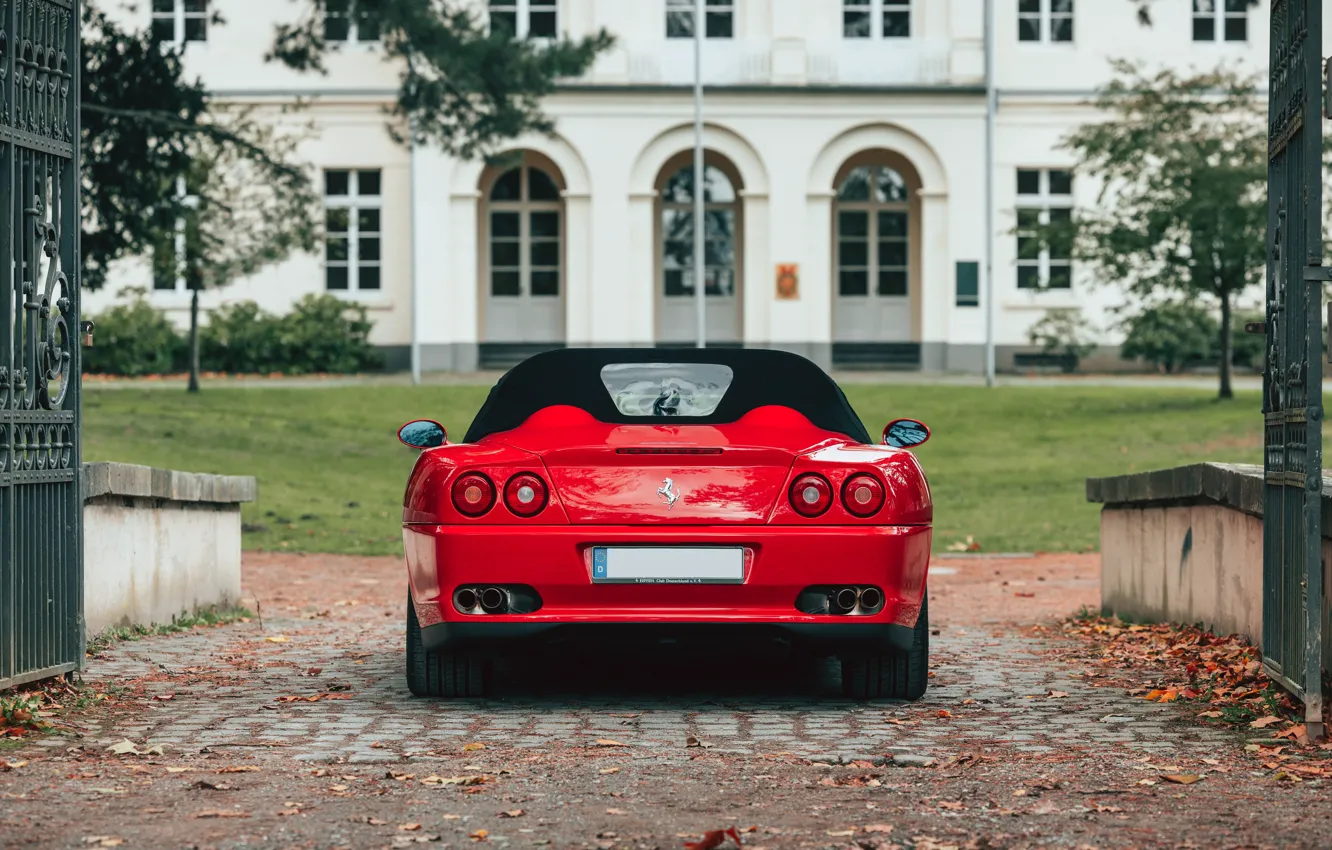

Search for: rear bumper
xmin=405 ymin=524 xmax=930 ymax=648
xmin=419 ymin=620 xmax=918 ymax=654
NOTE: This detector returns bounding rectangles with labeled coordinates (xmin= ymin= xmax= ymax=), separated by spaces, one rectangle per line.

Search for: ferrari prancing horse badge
xmin=656 ymin=478 xmax=682 ymax=510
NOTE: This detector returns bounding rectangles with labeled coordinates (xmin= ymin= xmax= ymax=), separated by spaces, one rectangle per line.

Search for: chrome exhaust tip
xmin=858 ymin=586 xmax=882 ymax=611
xmin=832 ymin=587 xmax=859 ymax=614
xmin=480 ymin=586 xmax=508 ymax=614
xmin=454 ymin=587 xmax=479 ymax=612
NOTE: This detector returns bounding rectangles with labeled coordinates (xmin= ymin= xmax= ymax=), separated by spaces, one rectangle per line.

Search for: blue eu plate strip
xmin=592 ymin=547 xmax=608 ymax=579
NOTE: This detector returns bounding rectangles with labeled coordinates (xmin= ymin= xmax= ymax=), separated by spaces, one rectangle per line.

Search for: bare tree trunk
xmin=1219 ymin=290 xmax=1234 ymax=400
xmin=187 ymin=286 xmax=200 ymax=394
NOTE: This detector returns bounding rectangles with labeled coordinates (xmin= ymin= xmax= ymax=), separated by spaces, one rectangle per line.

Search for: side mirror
xmin=883 ymin=418 xmax=930 ymax=449
xmin=398 ymin=419 xmax=446 ymax=449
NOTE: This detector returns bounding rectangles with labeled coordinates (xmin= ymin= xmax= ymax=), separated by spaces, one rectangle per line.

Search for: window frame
xmin=323 ymin=169 xmax=384 ymax=295
xmin=666 ymin=0 xmax=735 ymax=40
xmin=485 ymin=164 xmax=565 ymax=301
xmin=153 ymin=177 xmax=197 ymax=294
xmin=1015 ymin=168 xmax=1074 ymax=292
xmin=834 ymin=164 xmax=912 ymax=301
xmin=1191 ymin=0 xmax=1248 ymax=43
xmin=151 ymin=0 xmax=209 ymax=46
xmin=323 ymin=0 xmax=381 ymax=44
xmin=842 ymin=0 xmax=912 ymax=40
xmin=659 ymin=163 xmax=740 ymax=300
xmin=488 ymin=0 xmax=559 ymax=40
xmin=1017 ymin=0 xmax=1074 ymax=44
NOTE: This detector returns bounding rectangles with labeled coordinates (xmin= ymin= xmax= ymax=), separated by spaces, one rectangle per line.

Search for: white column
xmin=740 ymin=191 xmax=771 ymax=344
xmin=918 ymin=188 xmax=950 ymax=368
xmin=626 ymin=192 xmax=659 ymax=344
xmin=797 ymin=190 xmax=836 ymax=348
xmin=563 ymin=192 xmax=593 ymax=344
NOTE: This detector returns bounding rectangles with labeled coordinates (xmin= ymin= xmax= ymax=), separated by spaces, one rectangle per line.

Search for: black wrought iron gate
xmin=0 ymin=0 xmax=83 ymax=690
xmin=1263 ymin=0 xmax=1324 ymax=737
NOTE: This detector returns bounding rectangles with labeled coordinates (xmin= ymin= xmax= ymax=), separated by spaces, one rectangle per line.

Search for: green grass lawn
xmin=83 ymin=383 xmax=1263 ymax=556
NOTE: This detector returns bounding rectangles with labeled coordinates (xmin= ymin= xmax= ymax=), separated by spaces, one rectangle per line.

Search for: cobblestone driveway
xmin=5 ymin=552 xmax=1330 ymax=849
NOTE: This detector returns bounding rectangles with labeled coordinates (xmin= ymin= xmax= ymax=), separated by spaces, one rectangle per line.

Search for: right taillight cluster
xmin=451 ymin=471 xmax=550 ymax=518
xmin=789 ymin=472 xmax=885 ymax=518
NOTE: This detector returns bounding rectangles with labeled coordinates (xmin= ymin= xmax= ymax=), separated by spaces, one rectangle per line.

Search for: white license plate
xmin=591 ymin=547 xmax=744 ymax=584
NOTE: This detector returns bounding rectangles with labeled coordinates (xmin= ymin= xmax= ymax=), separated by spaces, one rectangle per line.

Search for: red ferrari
xmin=398 ymin=349 xmax=932 ymax=700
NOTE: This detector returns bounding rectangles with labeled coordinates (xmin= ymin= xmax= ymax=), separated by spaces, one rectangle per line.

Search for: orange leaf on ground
xmin=1250 ymin=716 xmax=1283 ymax=729
xmin=684 ymin=827 xmax=742 ymax=850
xmin=1162 ymin=774 xmax=1202 ymax=785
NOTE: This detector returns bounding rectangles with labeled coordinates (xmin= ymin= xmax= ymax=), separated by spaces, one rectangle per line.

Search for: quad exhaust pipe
xmin=454 ymin=587 xmax=479 ymax=612
xmin=823 ymin=586 xmax=885 ymax=616
xmin=480 ymin=586 xmax=508 ymax=614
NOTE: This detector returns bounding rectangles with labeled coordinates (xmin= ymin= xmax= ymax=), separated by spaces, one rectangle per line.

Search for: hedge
xmin=85 ymin=293 xmax=382 ymax=376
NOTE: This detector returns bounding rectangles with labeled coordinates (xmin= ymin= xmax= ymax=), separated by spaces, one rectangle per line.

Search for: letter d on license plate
xmin=591 ymin=547 xmax=744 ymax=584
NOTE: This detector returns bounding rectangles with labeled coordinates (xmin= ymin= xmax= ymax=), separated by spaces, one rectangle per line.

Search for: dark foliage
xmin=267 ymin=0 xmax=614 ymax=158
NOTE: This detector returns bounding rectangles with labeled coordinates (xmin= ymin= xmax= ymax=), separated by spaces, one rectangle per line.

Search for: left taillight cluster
xmin=451 ymin=471 xmax=549 ymax=518
xmin=789 ymin=472 xmax=886 ymax=518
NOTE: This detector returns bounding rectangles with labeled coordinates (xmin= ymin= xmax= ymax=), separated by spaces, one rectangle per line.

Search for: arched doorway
xmin=479 ymin=152 xmax=566 ymax=346
xmin=831 ymin=155 xmax=921 ymax=366
xmin=655 ymin=152 xmax=743 ymax=344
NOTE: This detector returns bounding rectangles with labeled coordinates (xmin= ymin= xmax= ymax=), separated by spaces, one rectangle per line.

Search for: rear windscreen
xmin=600 ymin=363 xmax=734 ymax=417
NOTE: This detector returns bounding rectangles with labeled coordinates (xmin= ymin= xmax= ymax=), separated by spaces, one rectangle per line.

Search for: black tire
xmin=841 ymin=595 xmax=929 ymax=700
xmin=406 ymin=596 xmax=488 ymax=698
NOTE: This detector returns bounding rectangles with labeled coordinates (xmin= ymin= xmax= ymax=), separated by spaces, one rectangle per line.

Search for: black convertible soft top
xmin=462 ymin=348 xmax=872 ymax=445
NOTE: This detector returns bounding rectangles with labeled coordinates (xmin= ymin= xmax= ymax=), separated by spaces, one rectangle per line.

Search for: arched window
xmin=835 ymin=164 xmax=909 ymax=298
xmin=660 ymin=164 xmax=737 ymax=299
xmin=486 ymin=163 xmax=562 ymax=300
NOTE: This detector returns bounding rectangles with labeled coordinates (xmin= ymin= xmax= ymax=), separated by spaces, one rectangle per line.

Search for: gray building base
xmin=400 ymin=342 xmax=1157 ymax=375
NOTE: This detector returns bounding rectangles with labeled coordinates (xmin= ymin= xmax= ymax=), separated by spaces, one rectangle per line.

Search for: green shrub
xmin=87 ymin=292 xmax=381 ymax=376
xmin=1027 ymin=308 xmax=1097 ymax=373
xmin=1119 ymin=302 xmax=1218 ymax=374
xmin=200 ymin=301 xmax=283 ymax=374
xmin=84 ymin=293 xmax=186 ymax=376
xmin=277 ymin=294 xmax=381 ymax=375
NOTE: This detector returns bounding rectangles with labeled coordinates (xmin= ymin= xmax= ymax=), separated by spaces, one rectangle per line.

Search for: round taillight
xmin=842 ymin=474 xmax=886 ymax=518
xmin=451 ymin=473 xmax=496 ymax=517
xmin=789 ymin=473 xmax=833 ymax=517
xmin=504 ymin=472 xmax=549 ymax=517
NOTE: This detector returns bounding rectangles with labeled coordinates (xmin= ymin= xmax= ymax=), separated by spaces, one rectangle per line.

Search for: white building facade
xmin=90 ymin=0 xmax=1288 ymax=372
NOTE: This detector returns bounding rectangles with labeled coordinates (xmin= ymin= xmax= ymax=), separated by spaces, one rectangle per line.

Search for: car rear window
xmin=600 ymin=363 xmax=734 ymax=417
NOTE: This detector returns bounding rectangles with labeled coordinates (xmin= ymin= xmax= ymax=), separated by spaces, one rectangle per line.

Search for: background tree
xmin=1119 ymin=301 xmax=1218 ymax=374
xmin=1027 ymin=308 xmax=1097 ymax=373
xmin=84 ymin=4 xmax=318 ymax=391
xmin=267 ymin=0 xmax=614 ymax=157
xmin=150 ymin=109 xmax=319 ymax=392
xmin=1031 ymin=62 xmax=1268 ymax=399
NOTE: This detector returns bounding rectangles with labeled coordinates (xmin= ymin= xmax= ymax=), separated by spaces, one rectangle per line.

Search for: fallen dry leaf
xmin=470 ymin=829 xmax=490 ymax=842
xmin=399 ymin=823 xmax=423 ymax=832
xmin=1047 ymin=691 xmax=1069 ymax=699
xmin=826 ymin=829 xmax=856 ymax=837
xmin=606 ymin=808 xmax=627 ymax=815
xmin=685 ymin=736 xmax=712 ymax=749
xmin=599 ymin=767 xmax=621 ymax=775
xmin=863 ymin=824 xmax=893 ymax=834
xmin=497 ymin=809 xmax=524 ymax=818
xmin=193 ymin=810 xmax=249 ymax=819
xmin=420 ymin=775 xmax=487 ymax=787
xmin=1162 ymin=774 xmax=1202 ymax=785
xmin=594 ymin=739 xmax=629 ymax=748
xmin=1250 ymin=716 xmax=1283 ymax=729
xmin=218 ymin=766 xmax=261 ymax=774
xmin=264 ymin=635 xmax=289 ymax=643
xmin=0 ymin=760 xmax=27 ymax=771
xmin=463 ymin=743 xmax=486 ymax=752
xmin=105 ymin=740 xmax=164 ymax=757
xmin=684 ymin=827 xmax=742 ymax=850
xmin=81 ymin=839 xmax=125 ymax=848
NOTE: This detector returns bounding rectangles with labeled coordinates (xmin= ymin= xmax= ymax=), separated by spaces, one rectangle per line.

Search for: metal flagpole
xmin=983 ymin=0 xmax=996 ymax=387
xmin=693 ymin=0 xmax=706 ymax=348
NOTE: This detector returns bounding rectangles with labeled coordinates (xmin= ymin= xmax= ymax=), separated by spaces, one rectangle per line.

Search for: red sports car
xmin=398 ymin=349 xmax=932 ymax=699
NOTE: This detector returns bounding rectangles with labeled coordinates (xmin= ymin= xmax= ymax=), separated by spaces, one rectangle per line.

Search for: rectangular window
xmin=667 ymin=0 xmax=733 ymax=39
xmin=843 ymin=0 xmax=910 ymax=39
xmin=324 ymin=0 xmax=379 ymax=43
xmin=153 ymin=177 xmax=194 ymax=292
xmin=324 ymin=169 xmax=383 ymax=293
xmin=490 ymin=0 xmax=558 ymax=39
xmin=1015 ymin=169 xmax=1073 ymax=290
xmin=1192 ymin=0 xmax=1247 ymax=42
xmin=1018 ymin=0 xmax=1073 ymax=43
xmin=956 ymin=261 xmax=980 ymax=307
xmin=151 ymin=0 xmax=208 ymax=45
